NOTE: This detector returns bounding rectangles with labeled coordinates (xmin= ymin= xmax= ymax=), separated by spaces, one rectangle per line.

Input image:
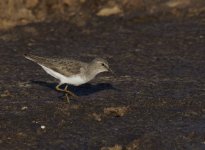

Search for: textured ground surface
xmin=0 ymin=17 xmax=205 ymax=149
xmin=0 ymin=0 xmax=205 ymax=29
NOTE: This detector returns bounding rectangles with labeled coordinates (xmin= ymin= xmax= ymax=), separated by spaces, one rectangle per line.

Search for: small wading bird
xmin=24 ymin=54 xmax=113 ymax=102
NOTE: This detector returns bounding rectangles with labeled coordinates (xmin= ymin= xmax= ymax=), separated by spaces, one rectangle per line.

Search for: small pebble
xmin=41 ymin=125 xmax=46 ymax=129
xmin=21 ymin=106 xmax=28 ymax=110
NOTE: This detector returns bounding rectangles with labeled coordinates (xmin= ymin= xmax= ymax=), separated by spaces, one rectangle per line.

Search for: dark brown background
xmin=0 ymin=0 xmax=205 ymax=29
xmin=0 ymin=0 xmax=205 ymax=150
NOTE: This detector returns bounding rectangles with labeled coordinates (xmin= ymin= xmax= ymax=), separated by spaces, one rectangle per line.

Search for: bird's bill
xmin=104 ymin=65 xmax=115 ymax=76
xmin=108 ymin=68 xmax=115 ymax=75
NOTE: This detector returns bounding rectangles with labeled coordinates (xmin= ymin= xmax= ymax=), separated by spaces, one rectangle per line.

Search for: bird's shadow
xmin=30 ymin=80 xmax=118 ymax=96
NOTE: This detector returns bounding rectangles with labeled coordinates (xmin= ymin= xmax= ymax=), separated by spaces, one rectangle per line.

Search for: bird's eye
xmin=101 ymin=63 xmax=105 ymax=66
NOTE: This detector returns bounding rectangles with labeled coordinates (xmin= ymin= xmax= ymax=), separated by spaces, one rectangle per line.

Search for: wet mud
xmin=0 ymin=17 xmax=205 ymax=149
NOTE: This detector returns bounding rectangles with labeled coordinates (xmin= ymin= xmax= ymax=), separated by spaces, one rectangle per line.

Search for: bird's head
xmin=90 ymin=58 xmax=114 ymax=75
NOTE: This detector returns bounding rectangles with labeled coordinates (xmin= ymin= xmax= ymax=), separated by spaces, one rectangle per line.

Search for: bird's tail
xmin=24 ymin=54 xmax=43 ymax=64
xmin=24 ymin=53 xmax=34 ymax=62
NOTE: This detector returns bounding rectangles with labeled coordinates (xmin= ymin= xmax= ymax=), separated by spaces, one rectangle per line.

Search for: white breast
xmin=40 ymin=65 xmax=86 ymax=86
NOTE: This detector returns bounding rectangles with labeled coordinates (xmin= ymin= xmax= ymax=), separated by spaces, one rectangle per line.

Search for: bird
xmin=24 ymin=54 xmax=113 ymax=101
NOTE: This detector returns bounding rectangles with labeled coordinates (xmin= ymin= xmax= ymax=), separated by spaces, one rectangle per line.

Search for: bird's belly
xmin=64 ymin=75 xmax=86 ymax=86
xmin=40 ymin=65 xmax=86 ymax=86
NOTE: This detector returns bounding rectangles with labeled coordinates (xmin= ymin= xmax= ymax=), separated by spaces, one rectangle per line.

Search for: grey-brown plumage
xmin=24 ymin=54 xmax=87 ymax=77
xmin=24 ymin=55 xmax=111 ymax=85
xmin=24 ymin=54 xmax=113 ymax=100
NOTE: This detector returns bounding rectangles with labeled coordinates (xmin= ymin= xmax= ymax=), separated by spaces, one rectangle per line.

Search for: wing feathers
xmin=24 ymin=54 xmax=87 ymax=76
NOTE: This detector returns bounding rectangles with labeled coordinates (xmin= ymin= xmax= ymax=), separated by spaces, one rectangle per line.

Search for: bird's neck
xmin=84 ymin=65 xmax=99 ymax=81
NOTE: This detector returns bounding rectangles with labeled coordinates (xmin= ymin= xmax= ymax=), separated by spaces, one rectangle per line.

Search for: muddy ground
xmin=0 ymin=16 xmax=205 ymax=150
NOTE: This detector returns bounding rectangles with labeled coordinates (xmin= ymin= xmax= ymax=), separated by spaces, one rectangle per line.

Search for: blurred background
xmin=0 ymin=1 xmax=205 ymax=150
xmin=0 ymin=0 xmax=205 ymax=30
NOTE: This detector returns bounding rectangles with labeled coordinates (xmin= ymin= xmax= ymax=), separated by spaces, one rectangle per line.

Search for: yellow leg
xmin=64 ymin=85 xmax=78 ymax=99
xmin=64 ymin=85 xmax=70 ymax=103
xmin=55 ymin=84 xmax=78 ymax=99
xmin=65 ymin=93 xmax=70 ymax=103
xmin=55 ymin=84 xmax=65 ymax=92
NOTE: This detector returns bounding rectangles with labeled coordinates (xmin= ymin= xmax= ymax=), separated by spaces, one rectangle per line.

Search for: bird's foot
xmin=65 ymin=93 xmax=70 ymax=103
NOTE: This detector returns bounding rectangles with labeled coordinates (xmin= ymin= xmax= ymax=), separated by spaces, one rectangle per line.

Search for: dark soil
xmin=0 ymin=17 xmax=205 ymax=150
